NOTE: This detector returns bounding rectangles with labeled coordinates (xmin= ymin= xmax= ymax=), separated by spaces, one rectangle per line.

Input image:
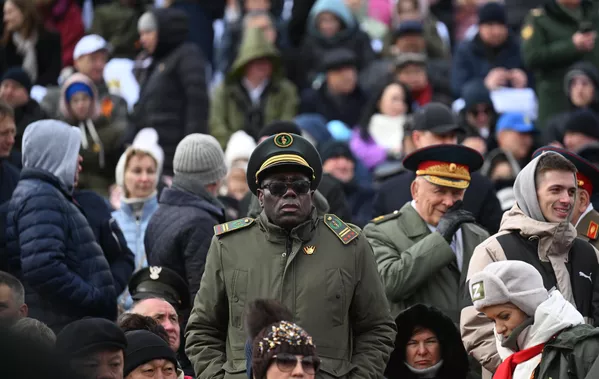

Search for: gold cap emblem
xmin=274 ymin=133 xmax=294 ymax=148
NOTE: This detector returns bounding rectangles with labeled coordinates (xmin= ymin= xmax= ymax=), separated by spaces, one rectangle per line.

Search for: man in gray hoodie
xmin=5 ymin=120 xmax=117 ymax=332
xmin=460 ymin=151 xmax=599 ymax=377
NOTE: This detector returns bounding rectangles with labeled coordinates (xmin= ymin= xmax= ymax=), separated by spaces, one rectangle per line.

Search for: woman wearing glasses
xmin=246 ymin=299 xmax=320 ymax=379
xmin=385 ymin=304 xmax=469 ymax=379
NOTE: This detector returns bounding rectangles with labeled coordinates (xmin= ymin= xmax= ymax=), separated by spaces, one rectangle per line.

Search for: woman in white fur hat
xmin=112 ymin=128 xmax=164 ymax=312
xmin=470 ymin=260 xmax=599 ymax=379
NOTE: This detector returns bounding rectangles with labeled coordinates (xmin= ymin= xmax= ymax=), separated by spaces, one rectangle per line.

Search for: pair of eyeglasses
xmin=261 ymin=180 xmax=311 ymax=196
xmin=271 ymin=354 xmax=320 ymax=374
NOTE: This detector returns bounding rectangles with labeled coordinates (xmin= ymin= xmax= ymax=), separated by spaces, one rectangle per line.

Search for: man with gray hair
xmin=12 ymin=317 xmax=56 ymax=347
xmin=0 ymin=271 xmax=27 ymax=325
xmin=461 ymin=150 xmax=599 ymax=376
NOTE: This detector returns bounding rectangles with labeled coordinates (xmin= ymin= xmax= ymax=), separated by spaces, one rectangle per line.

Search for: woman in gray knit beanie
xmin=469 ymin=260 xmax=599 ymax=379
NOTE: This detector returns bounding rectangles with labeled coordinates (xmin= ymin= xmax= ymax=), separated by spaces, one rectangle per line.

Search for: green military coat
xmin=185 ymin=210 xmax=396 ymax=379
xmin=521 ymin=2 xmax=599 ymax=128
xmin=576 ymin=207 xmax=599 ymax=250
xmin=364 ymin=203 xmax=489 ymax=321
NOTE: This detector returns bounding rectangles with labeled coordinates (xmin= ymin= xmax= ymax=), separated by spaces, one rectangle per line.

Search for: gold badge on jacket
xmin=303 ymin=245 xmax=316 ymax=255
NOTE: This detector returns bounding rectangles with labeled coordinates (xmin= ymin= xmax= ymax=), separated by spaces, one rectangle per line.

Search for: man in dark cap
xmin=186 ymin=133 xmax=396 ymax=379
xmin=533 ymin=146 xmax=599 ymax=250
xmin=563 ymin=109 xmax=599 ymax=152
xmin=56 ymin=318 xmax=127 ymax=379
xmin=452 ymin=2 xmax=527 ymax=98
xmin=128 ymin=266 xmax=192 ymax=375
xmin=124 ymin=330 xmax=178 ymax=379
xmin=365 ymin=144 xmax=489 ymax=321
xmin=390 ymin=21 xmax=427 ymax=56
xmin=373 ymin=103 xmax=503 ymax=234
xmin=0 ymin=67 xmax=46 ymax=150
xmin=299 ymin=48 xmax=367 ymax=126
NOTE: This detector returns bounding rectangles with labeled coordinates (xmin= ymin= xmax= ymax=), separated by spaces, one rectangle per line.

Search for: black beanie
xmin=478 ymin=2 xmax=506 ymax=25
xmin=564 ymin=109 xmax=599 ymax=140
xmin=319 ymin=140 xmax=355 ymax=163
xmin=257 ymin=121 xmax=302 ymax=140
xmin=124 ymin=330 xmax=178 ymax=376
xmin=57 ymin=318 xmax=127 ymax=358
xmin=1 ymin=67 xmax=32 ymax=93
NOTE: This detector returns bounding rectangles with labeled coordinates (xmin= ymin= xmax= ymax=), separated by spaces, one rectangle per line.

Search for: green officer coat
xmin=364 ymin=203 xmax=489 ymax=321
xmin=185 ymin=210 xmax=396 ymax=379
xmin=576 ymin=207 xmax=599 ymax=250
xmin=521 ymin=2 xmax=599 ymax=128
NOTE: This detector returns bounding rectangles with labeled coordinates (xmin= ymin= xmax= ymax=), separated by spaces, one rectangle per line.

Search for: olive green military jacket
xmin=521 ymin=2 xmax=599 ymax=128
xmin=185 ymin=210 xmax=396 ymax=379
xmin=576 ymin=207 xmax=599 ymax=250
xmin=364 ymin=202 xmax=489 ymax=322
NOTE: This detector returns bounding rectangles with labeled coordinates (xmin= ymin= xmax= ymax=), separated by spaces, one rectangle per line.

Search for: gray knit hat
xmin=469 ymin=260 xmax=549 ymax=316
xmin=173 ymin=134 xmax=227 ymax=185
xmin=138 ymin=11 xmax=158 ymax=33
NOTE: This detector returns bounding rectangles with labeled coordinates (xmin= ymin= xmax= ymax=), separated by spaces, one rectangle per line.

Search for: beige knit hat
xmin=469 ymin=260 xmax=549 ymax=316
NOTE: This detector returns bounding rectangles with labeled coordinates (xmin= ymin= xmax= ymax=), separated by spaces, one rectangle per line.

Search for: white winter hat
xmin=470 ymin=260 xmax=549 ymax=316
xmin=115 ymin=128 xmax=164 ymax=189
xmin=224 ymin=130 xmax=256 ymax=169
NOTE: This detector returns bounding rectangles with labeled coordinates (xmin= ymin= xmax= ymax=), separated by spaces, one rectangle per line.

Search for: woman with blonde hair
xmin=112 ymin=128 xmax=163 ymax=311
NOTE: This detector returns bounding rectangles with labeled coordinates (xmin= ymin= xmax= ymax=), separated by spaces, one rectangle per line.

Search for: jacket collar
xmin=159 ymin=187 xmax=225 ymax=220
xmin=257 ymin=207 xmax=318 ymax=244
xmin=120 ymin=194 xmax=159 ymax=221
xmin=20 ymin=167 xmax=72 ymax=197
xmin=401 ymin=202 xmax=431 ymax=238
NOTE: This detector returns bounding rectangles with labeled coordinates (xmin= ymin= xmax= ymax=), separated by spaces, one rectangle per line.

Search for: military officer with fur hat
xmin=533 ymin=146 xmax=599 ymax=250
xmin=185 ymin=132 xmax=396 ymax=379
xmin=365 ymin=144 xmax=490 ymax=321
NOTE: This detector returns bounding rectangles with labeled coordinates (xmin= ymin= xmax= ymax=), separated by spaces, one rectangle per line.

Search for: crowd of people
xmin=1 ymin=0 xmax=599 ymax=379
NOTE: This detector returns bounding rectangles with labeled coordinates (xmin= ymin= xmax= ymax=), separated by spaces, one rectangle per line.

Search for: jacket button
xmin=336 ymin=294 xmax=341 ymax=299
xmin=233 ymin=296 xmax=239 ymax=302
xmin=282 ymin=252 xmax=287 ymax=257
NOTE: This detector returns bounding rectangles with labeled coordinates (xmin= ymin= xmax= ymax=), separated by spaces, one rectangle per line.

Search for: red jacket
xmin=41 ymin=0 xmax=84 ymax=68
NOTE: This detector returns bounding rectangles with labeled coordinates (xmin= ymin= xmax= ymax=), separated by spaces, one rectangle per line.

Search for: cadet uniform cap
xmin=246 ymin=133 xmax=323 ymax=195
xmin=403 ymin=144 xmax=484 ymax=189
xmin=128 ymin=266 xmax=190 ymax=311
xmin=532 ymin=146 xmax=599 ymax=195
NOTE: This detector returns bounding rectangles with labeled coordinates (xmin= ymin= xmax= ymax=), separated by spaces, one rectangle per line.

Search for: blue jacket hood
xmin=21 ymin=120 xmax=81 ymax=192
xmin=308 ymin=0 xmax=356 ymax=38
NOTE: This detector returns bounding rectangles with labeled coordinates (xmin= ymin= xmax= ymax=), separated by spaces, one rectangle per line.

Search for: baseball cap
xmin=412 ymin=103 xmax=464 ymax=135
xmin=496 ymin=113 xmax=536 ymax=134
xmin=73 ymin=35 xmax=111 ymax=61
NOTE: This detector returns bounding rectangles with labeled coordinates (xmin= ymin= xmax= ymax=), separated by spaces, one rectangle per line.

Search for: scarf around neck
xmin=494 ymin=343 xmax=545 ymax=379
xmin=12 ymin=31 xmax=38 ymax=83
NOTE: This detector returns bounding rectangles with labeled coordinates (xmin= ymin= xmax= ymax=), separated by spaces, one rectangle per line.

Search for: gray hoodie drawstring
xmin=79 ymin=119 xmax=105 ymax=169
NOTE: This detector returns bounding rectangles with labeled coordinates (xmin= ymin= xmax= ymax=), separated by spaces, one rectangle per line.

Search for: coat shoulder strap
xmin=323 ymin=214 xmax=359 ymax=245
xmin=214 ymin=217 xmax=255 ymax=237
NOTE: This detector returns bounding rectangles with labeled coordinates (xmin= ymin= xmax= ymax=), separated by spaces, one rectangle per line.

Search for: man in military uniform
xmin=365 ymin=145 xmax=490 ymax=321
xmin=533 ymin=146 xmax=599 ymax=249
xmin=128 ymin=266 xmax=192 ymax=376
xmin=185 ymin=132 xmax=396 ymax=379
xmin=521 ymin=0 xmax=599 ymax=128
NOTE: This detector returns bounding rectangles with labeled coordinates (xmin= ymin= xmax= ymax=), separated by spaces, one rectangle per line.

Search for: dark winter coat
xmin=385 ymin=304 xmax=469 ymax=379
xmin=0 ymin=159 xmax=19 ymax=206
xmin=298 ymin=0 xmax=375 ymax=88
xmin=6 ymin=169 xmax=117 ymax=332
xmin=373 ymin=171 xmax=503 ymax=234
xmin=0 ymin=28 xmax=62 ymax=86
xmin=13 ymin=99 xmax=46 ymax=152
xmin=73 ymin=189 xmax=135 ymax=296
xmin=145 ymin=187 xmax=226 ymax=305
xmin=299 ymin=84 xmax=367 ymax=127
xmin=452 ymin=33 xmax=527 ymax=98
xmin=132 ymin=8 xmax=209 ymax=176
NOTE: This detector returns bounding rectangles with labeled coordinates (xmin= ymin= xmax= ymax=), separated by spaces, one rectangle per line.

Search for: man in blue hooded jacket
xmin=5 ymin=119 xmax=117 ymax=333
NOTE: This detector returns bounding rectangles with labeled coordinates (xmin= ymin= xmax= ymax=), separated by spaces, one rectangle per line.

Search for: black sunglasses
xmin=271 ymin=354 xmax=320 ymax=374
xmin=261 ymin=180 xmax=311 ymax=196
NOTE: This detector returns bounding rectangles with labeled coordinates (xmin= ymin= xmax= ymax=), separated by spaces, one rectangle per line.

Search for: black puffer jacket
xmin=132 ymin=8 xmax=208 ymax=176
xmin=386 ymin=304 xmax=469 ymax=379
xmin=145 ymin=187 xmax=225 ymax=305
